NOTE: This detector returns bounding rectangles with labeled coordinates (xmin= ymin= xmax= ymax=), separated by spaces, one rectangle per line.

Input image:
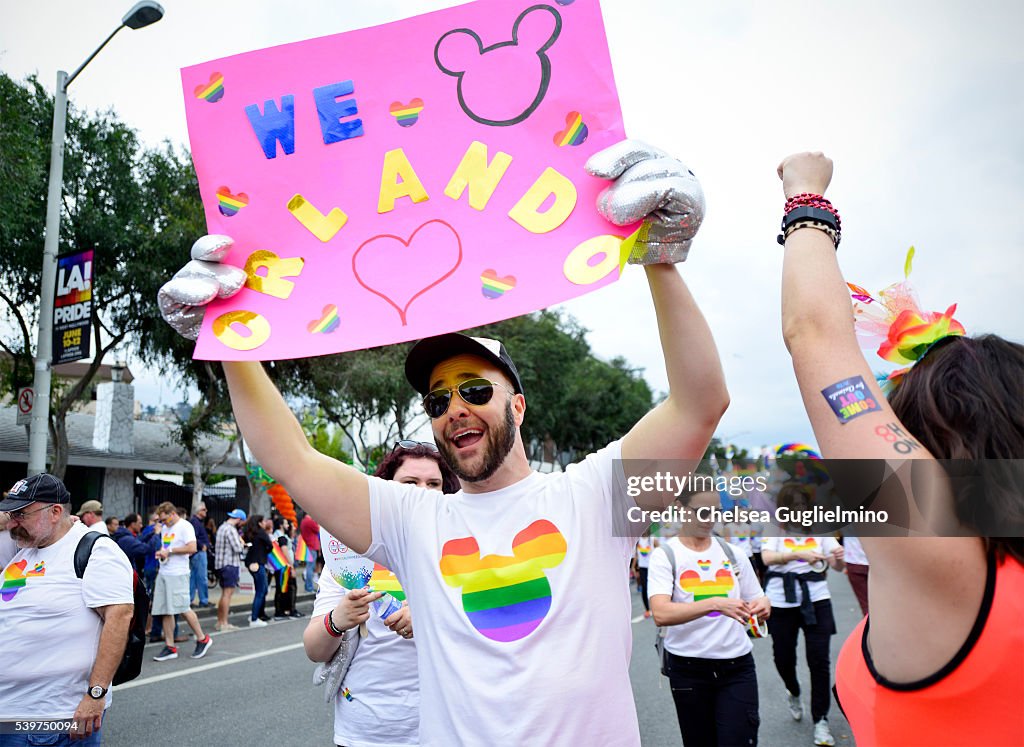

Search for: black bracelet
xmin=325 ymin=610 xmax=345 ymax=637
xmin=782 ymin=206 xmax=839 ymax=232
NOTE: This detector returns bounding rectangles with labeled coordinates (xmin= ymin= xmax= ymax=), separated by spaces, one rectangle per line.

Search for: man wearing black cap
xmin=159 ymin=141 xmax=727 ymax=745
xmin=0 ymin=474 xmax=134 ymax=743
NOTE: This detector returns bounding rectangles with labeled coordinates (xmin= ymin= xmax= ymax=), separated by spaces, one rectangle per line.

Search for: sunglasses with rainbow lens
xmin=422 ymin=378 xmax=514 ymax=419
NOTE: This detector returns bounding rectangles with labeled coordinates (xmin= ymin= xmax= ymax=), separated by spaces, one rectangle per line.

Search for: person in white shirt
xmin=0 ymin=510 xmax=17 ymax=568
xmin=649 ymin=490 xmax=770 ymax=746
xmin=304 ymin=441 xmax=458 ymax=747
xmin=633 ymin=533 xmax=658 ymax=619
xmin=151 ymin=501 xmax=213 ymax=662
xmin=158 ymin=140 xmax=728 ymax=746
xmin=76 ymin=500 xmax=108 ymax=535
xmin=0 ymin=473 xmax=133 ymax=744
xmin=761 ymin=483 xmax=845 ymax=746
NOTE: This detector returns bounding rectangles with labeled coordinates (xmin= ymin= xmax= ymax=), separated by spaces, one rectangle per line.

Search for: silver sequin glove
xmin=157 ymin=235 xmax=248 ymax=340
xmin=586 ymin=140 xmax=705 ymax=264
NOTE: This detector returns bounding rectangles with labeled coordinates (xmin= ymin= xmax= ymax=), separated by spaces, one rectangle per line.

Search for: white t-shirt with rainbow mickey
xmin=366 ymin=440 xmax=641 ymax=747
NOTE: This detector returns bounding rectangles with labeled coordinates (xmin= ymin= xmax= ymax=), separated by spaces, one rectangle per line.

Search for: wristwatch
xmin=88 ymin=685 xmax=108 ymax=699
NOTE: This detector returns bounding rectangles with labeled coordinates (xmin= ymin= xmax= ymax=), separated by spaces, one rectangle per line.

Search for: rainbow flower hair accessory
xmin=849 ymin=247 xmax=965 ymax=393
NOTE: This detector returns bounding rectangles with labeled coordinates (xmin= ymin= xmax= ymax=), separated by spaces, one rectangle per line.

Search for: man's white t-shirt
xmin=159 ymin=517 xmax=195 ymax=576
xmin=647 ymin=537 xmax=764 ymax=659
xmin=635 ymin=536 xmax=654 ymax=569
xmin=0 ymin=522 xmax=133 ymax=719
xmin=85 ymin=521 xmax=109 ymax=535
xmin=313 ymin=568 xmax=419 ymax=747
xmin=761 ymin=535 xmax=840 ymax=607
xmin=366 ymin=441 xmax=640 ymax=747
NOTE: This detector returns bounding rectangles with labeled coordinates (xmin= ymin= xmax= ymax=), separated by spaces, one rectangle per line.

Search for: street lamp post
xmin=27 ymin=1 xmax=165 ymax=476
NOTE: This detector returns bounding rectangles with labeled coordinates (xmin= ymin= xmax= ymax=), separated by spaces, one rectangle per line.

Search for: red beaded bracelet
xmin=784 ymin=193 xmax=842 ymax=231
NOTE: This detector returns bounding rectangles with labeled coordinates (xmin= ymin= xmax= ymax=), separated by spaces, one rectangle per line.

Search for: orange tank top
xmin=835 ymin=554 xmax=1024 ymax=746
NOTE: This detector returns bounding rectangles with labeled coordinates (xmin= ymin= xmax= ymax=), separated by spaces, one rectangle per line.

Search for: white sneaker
xmin=787 ymin=692 xmax=803 ymax=721
xmin=248 ymin=618 xmax=268 ymax=628
xmin=813 ymin=719 xmax=834 ymax=746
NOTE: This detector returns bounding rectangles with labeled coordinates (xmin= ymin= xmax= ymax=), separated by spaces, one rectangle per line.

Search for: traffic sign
xmin=16 ymin=387 xmax=34 ymax=426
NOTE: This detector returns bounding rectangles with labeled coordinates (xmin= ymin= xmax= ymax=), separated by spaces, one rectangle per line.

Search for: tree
xmin=550 ymin=355 xmax=654 ymax=469
xmin=0 ymin=72 xmax=210 ymax=477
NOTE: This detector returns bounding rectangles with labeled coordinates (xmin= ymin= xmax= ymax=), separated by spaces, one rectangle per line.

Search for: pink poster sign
xmin=182 ymin=0 xmax=630 ymax=361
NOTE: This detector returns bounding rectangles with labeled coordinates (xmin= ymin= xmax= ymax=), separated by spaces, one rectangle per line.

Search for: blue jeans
xmin=303 ymin=548 xmax=318 ymax=592
xmin=250 ymin=566 xmax=268 ymax=621
xmin=0 ymin=727 xmax=102 ymax=746
xmin=189 ymin=550 xmax=209 ymax=605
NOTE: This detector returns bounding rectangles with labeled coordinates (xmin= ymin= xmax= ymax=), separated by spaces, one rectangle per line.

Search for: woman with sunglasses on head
xmin=775 ymin=151 xmax=1024 ymax=745
xmin=304 ymin=441 xmax=458 ymax=747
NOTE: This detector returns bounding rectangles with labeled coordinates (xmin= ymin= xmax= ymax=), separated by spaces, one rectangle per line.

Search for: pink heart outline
xmin=351 ymin=219 xmax=463 ymax=326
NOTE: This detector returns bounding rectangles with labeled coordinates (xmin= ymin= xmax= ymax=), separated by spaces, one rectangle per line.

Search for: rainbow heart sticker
xmin=480 ymin=270 xmax=516 ymax=299
xmin=307 ymin=304 xmax=340 ymax=334
xmin=553 ymin=111 xmax=588 ymax=147
xmin=216 ymin=187 xmax=248 ymax=217
xmin=194 ymin=73 xmax=225 ymax=103
xmin=389 ymin=98 xmax=425 ymax=127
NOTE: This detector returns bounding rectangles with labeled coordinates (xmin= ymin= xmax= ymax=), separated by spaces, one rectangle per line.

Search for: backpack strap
xmin=74 ymin=532 xmax=118 ymax=578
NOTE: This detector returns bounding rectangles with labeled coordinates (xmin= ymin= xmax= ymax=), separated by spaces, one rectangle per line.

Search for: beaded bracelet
xmin=324 ymin=610 xmax=345 ymax=638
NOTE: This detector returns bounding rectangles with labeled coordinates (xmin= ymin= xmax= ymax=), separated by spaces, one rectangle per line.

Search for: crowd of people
xmin=2 ymin=141 xmax=1021 ymax=746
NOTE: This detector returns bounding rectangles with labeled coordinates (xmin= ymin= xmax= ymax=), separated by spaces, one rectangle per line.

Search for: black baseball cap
xmin=1 ymin=473 xmax=72 ymax=512
xmin=405 ymin=333 xmax=524 ymax=395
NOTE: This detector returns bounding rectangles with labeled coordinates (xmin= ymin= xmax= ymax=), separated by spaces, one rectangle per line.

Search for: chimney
xmin=93 ymin=364 xmax=134 ymax=454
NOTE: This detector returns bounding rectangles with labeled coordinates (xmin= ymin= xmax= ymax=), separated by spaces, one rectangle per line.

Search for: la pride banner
xmin=182 ymin=0 xmax=630 ymax=361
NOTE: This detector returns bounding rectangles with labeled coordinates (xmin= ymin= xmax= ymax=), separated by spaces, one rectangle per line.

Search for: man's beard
xmin=9 ymin=526 xmax=37 ymax=548
xmin=439 ymin=399 xmax=517 ymax=483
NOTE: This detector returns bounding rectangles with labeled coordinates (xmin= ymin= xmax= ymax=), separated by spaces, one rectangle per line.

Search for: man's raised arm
xmin=158 ymin=236 xmax=372 ymax=552
xmin=585 ymin=142 xmax=728 ymax=470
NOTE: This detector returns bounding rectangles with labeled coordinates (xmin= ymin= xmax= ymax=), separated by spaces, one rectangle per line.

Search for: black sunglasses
xmin=422 ymin=378 xmax=513 ymax=419
xmin=392 ymin=440 xmax=439 ymax=453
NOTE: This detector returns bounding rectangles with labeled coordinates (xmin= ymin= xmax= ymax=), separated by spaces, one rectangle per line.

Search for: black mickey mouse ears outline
xmin=434 ymin=4 xmax=562 ymax=127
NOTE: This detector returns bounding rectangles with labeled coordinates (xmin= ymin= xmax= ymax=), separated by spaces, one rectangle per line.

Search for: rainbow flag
xmin=294 ymin=536 xmax=310 ymax=563
xmin=268 ymin=542 xmax=288 ymax=572
xmin=281 ymin=566 xmax=290 ymax=593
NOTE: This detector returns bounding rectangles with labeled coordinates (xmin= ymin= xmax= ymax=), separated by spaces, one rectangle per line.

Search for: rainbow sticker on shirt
xmin=679 ymin=564 xmax=735 ymax=617
xmin=784 ymin=538 xmax=818 ymax=557
xmin=637 ymin=542 xmax=651 ymax=557
xmin=369 ymin=564 xmax=405 ymax=602
xmin=440 ymin=519 xmax=566 ymax=643
xmin=162 ymin=534 xmax=174 ymax=549
xmin=1 ymin=560 xmax=46 ymax=601
xmin=697 ymin=558 xmax=712 ymax=572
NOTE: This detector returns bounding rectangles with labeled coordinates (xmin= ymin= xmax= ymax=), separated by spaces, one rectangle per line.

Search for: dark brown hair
xmin=888 ymin=334 xmax=1024 ymax=563
xmin=374 ymin=443 xmax=460 ymax=494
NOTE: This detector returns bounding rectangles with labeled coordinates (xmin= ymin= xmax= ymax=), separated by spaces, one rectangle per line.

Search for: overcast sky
xmin=2 ymin=0 xmax=1021 ymax=454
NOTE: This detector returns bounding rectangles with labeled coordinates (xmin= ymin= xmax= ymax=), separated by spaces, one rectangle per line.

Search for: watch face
xmin=89 ymin=686 xmax=105 ymax=698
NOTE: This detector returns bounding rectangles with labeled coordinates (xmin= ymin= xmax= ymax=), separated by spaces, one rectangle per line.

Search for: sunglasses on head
xmin=422 ymin=378 xmax=514 ymax=419
xmin=392 ymin=440 xmax=439 ymax=453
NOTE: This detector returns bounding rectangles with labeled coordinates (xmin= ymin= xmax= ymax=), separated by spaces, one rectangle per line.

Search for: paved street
xmin=105 ymin=574 xmax=862 ymax=746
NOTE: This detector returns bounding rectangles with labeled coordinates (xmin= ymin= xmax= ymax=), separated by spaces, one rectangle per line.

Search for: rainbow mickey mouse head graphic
xmin=679 ymin=564 xmax=735 ymax=617
xmin=440 ymin=519 xmax=566 ymax=642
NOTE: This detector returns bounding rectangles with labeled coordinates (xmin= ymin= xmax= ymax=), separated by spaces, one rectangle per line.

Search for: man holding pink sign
xmin=159 ymin=1 xmax=728 ymax=743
